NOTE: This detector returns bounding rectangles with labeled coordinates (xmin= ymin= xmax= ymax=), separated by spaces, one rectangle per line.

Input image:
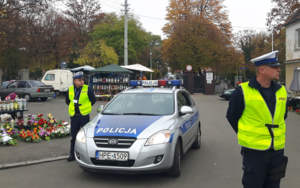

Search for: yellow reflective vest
xmin=69 ymin=85 xmax=92 ymax=116
xmin=238 ymin=82 xmax=287 ymax=150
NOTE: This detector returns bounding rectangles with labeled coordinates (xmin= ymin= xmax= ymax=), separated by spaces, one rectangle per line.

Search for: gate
xmin=194 ymin=75 xmax=205 ymax=93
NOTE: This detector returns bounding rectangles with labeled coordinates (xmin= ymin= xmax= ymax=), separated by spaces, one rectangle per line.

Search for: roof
xmin=284 ymin=9 xmax=300 ymax=27
xmin=70 ymin=65 xmax=95 ymax=72
xmin=89 ymin=64 xmax=133 ymax=74
xmin=123 ymin=87 xmax=177 ymax=94
xmin=121 ymin=64 xmax=154 ymax=72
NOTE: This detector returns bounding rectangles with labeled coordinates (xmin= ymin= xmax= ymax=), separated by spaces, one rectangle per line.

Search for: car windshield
xmin=28 ymin=81 xmax=45 ymax=87
xmin=102 ymin=93 xmax=174 ymax=116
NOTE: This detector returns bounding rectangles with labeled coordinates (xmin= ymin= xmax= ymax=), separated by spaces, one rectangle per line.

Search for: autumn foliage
xmin=163 ymin=0 xmax=242 ymax=75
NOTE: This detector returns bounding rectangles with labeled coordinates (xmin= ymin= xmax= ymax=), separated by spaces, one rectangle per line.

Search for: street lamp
xmin=150 ymin=49 xmax=152 ymax=80
xmin=268 ymin=28 xmax=274 ymax=51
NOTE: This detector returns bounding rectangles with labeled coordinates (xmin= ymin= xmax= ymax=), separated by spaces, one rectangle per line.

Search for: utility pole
xmin=150 ymin=49 xmax=152 ymax=80
xmin=157 ymin=61 xmax=158 ymax=70
xmin=123 ymin=0 xmax=129 ymax=66
xmin=268 ymin=27 xmax=274 ymax=52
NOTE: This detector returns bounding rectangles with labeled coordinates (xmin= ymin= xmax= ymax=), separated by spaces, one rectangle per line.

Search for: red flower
xmin=296 ymin=109 xmax=300 ymax=113
xmin=19 ymin=134 xmax=22 ymax=137
xmin=38 ymin=119 xmax=44 ymax=125
xmin=38 ymin=114 xmax=43 ymax=118
xmin=288 ymin=106 xmax=292 ymax=110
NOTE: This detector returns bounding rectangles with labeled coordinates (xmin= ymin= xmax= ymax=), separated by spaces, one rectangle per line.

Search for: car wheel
xmin=191 ymin=126 xmax=201 ymax=149
xmin=24 ymin=94 xmax=31 ymax=102
xmin=41 ymin=97 xmax=47 ymax=101
xmin=55 ymin=91 xmax=60 ymax=96
xmin=168 ymin=141 xmax=181 ymax=177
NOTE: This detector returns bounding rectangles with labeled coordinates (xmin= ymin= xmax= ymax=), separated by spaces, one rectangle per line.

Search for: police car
xmin=74 ymin=80 xmax=201 ymax=177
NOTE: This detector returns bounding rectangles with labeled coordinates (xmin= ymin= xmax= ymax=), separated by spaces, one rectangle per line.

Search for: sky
xmin=94 ymin=0 xmax=274 ymax=39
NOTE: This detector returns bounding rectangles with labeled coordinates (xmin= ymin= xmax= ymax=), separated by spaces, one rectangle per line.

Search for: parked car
xmin=219 ymin=88 xmax=235 ymax=100
xmin=41 ymin=69 xmax=73 ymax=96
xmin=0 ymin=80 xmax=54 ymax=101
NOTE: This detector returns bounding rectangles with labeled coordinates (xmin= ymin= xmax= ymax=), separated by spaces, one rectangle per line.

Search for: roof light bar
xmin=129 ymin=80 xmax=182 ymax=87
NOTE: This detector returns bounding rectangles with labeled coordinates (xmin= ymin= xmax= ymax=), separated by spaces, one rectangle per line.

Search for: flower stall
xmin=0 ymin=113 xmax=70 ymax=146
xmin=89 ymin=64 xmax=133 ymax=99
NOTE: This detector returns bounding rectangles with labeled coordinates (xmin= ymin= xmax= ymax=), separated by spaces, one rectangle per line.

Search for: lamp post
xmin=268 ymin=28 xmax=274 ymax=51
xmin=150 ymin=49 xmax=152 ymax=80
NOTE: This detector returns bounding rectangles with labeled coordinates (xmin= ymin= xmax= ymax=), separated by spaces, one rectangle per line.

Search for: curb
xmin=0 ymin=155 xmax=69 ymax=170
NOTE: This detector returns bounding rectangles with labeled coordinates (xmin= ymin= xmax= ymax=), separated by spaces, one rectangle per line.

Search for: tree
xmin=63 ymin=0 xmax=105 ymax=47
xmin=163 ymin=16 xmax=241 ymax=75
xmin=90 ymin=14 xmax=150 ymax=65
xmin=75 ymin=40 xmax=118 ymax=67
xmin=163 ymin=0 xmax=231 ymax=37
xmin=266 ymin=0 xmax=300 ymax=31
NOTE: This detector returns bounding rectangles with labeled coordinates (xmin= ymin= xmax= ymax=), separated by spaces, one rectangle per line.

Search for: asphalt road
xmin=1 ymin=94 xmax=299 ymax=188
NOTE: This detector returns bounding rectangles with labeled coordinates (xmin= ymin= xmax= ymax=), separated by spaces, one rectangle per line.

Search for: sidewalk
xmin=0 ymin=136 xmax=70 ymax=168
xmin=0 ymin=97 xmax=108 ymax=169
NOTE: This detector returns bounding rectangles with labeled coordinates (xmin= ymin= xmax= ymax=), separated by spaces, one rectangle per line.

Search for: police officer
xmin=65 ymin=71 xmax=96 ymax=161
xmin=226 ymin=51 xmax=288 ymax=188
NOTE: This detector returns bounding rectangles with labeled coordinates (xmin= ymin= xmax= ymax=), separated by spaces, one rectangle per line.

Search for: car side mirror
xmin=97 ymin=105 xmax=104 ymax=113
xmin=180 ymin=106 xmax=193 ymax=116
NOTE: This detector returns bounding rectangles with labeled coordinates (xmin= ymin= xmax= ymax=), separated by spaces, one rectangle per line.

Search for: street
xmin=1 ymin=94 xmax=300 ymax=188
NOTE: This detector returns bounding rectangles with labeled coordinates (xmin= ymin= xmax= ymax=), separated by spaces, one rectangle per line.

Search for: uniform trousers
xmin=70 ymin=115 xmax=90 ymax=155
xmin=241 ymin=148 xmax=286 ymax=188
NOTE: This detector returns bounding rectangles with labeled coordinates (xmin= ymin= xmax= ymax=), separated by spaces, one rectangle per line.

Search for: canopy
xmin=70 ymin=65 xmax=95 ymax=72
xmin=89 ymin=64 xmax=133 ymax=74
xmin=289 ymin=67 xmax=300 ymax=92
xmin=121 ymin=64 xmax=154 ymax=72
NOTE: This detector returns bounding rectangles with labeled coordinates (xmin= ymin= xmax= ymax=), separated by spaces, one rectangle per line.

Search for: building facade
xmin=284 ymin=10 xmax=300 ymax=91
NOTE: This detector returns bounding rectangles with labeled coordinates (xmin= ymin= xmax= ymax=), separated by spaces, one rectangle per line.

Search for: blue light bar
xmin=129 ymin=80 xmax=182 ymax=87
xmin=168 ymin=80 xmax=181 ymax=86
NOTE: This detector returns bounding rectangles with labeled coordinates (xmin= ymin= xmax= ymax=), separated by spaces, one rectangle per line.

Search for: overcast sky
xmin=96 ymin=0 xmax=274 ymax=39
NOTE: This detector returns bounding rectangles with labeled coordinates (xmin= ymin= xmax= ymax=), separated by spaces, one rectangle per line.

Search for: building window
xmin=45 ymin=74 xmax=55 ymax=81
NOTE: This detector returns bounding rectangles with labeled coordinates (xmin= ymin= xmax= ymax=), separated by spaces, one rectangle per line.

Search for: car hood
xmin=85 ymin=114 xmax=176 ymax=139
xmin=223 ymin=89 xmax=235 ymax=92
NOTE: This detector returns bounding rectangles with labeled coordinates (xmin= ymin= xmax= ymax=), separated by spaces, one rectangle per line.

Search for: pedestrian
xmin=226 ymin=51 xmax=288 ymax=188
xmin=65 ymin=71 xmax=96 ymax=161
xmin=236 ymin=80 xmax=242 ymax=87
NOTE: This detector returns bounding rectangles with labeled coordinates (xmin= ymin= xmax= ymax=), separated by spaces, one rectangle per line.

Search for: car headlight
xmin=145 ymin=130 xmax=172 ymax=146
xmin=76 ymin=129 xmax=86 ymax=144
xmin=224 ymin=91 xmax=230 ymax=94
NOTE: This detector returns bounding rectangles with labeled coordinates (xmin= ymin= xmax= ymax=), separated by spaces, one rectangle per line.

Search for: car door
xmin=60 ymin=71 xmax=68 ymax=91
xmin=177 ymin=91 xmax=194 ymax=151
xmin=3 ymin=81 xmax=18 ymax=98
xmin=15 ymin=81 xmax=27 ymax=97
xmin=182 ymin=91 xmax=198 ymax=141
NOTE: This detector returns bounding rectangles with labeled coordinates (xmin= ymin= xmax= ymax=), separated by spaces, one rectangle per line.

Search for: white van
xmin=41 ymin=69 xmax=73 ymax=96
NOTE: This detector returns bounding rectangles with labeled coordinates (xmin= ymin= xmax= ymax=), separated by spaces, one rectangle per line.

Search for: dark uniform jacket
xmin=65 ymin=86 xmax=96 ymax=116
xmin=226 ymin=76 xmax=288 ymax=133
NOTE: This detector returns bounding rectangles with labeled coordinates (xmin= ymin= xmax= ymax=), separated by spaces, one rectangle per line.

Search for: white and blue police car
xmin=74 ymin=80 xmax=201 ymax=177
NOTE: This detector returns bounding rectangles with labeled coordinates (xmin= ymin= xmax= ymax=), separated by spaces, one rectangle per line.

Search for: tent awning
xmin=121 ymin=64 xmax=154 ymax=72
xmin=289 ymin=67 xmax=300 ymax=92
xmin=89 ymin=64 xmax=133 ymax=74
xmin=70 ymin=65 xmax=95 ymax=72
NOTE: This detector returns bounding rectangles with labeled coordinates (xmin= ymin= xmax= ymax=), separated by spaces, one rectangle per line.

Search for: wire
xmin=99 ymin=0 xmax=121 ymax=8
xmin=100 ymin=3 xmax=121 ymax=10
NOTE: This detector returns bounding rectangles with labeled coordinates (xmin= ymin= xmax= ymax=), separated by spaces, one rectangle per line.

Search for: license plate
xmin=44 ymin=89 xmax=50 ymax=92
xmin=96 ymin=151 xmax=129 ymax=161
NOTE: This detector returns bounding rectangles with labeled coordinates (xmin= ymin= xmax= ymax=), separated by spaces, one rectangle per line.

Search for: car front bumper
xmin=75 ymin=137 xmax=175 ymax=173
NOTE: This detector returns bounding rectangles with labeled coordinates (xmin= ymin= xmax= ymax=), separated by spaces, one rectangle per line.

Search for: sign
xmin=239 ymin=67 xmax=247 ymax=70
xmin=141 ymin=80 xmax=158 ymax=86
xmin=186 ymin=65 xmax=193 ymax=71
xmin=206 ymin=72 xmax=213 ymax=80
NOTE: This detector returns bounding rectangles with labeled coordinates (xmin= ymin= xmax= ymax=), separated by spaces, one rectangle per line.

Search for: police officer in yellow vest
xmin=227 ymin=51 xmax=288 ymax=188
xmin=65 ymin=71 xmax=96 ymax=161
